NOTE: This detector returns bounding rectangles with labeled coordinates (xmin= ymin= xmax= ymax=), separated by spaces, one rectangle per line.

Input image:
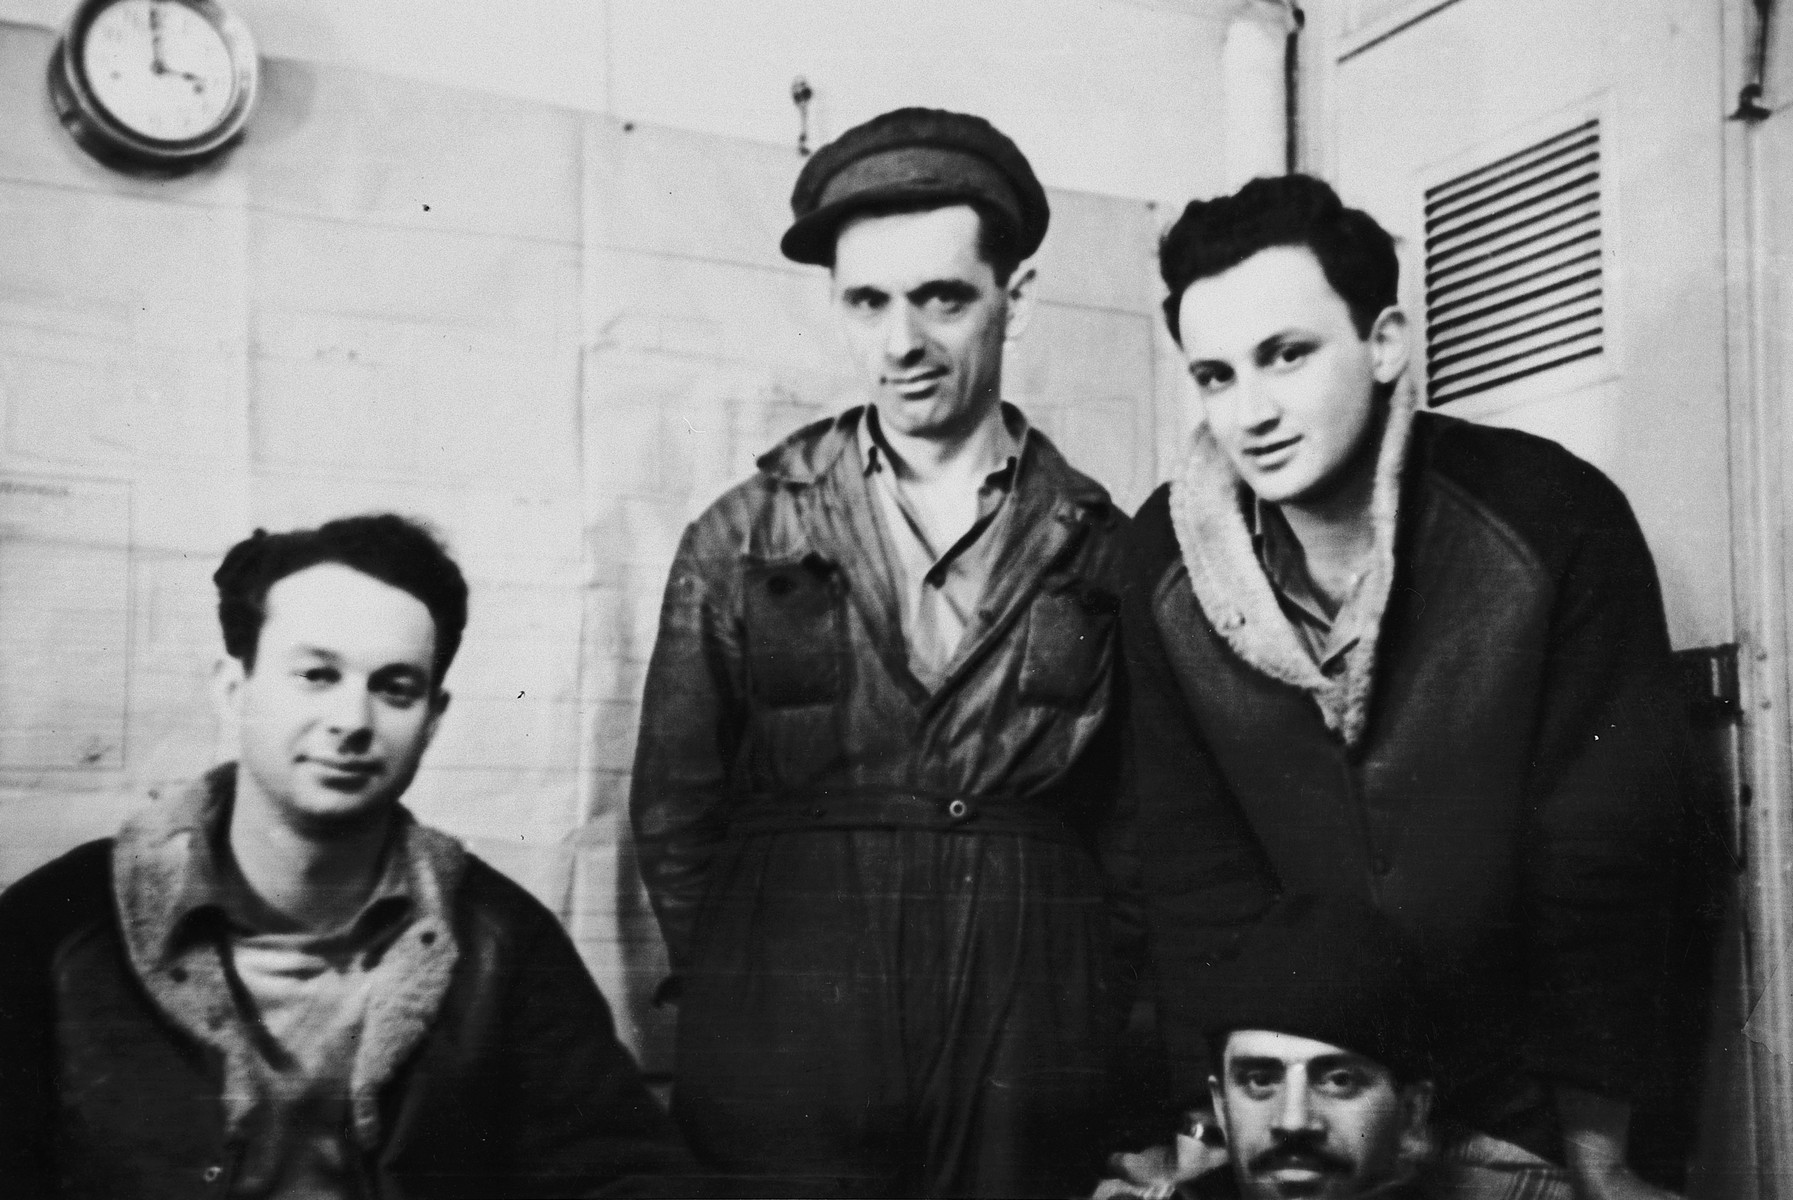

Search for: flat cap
xmin=1204 ymin=894 xmax=1438 ymax=1082
xmin=782 ymin=107 xmax=1049 ymax=266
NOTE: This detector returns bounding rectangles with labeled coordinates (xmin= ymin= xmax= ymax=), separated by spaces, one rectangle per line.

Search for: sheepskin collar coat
xmin=0 ymin=766 xmax=695 ymax=1199
xmin=111 ymin=764 xmax=467 ymax=1166
xmin=1117 ymin=390 xmax=1692 ymax=1146
xmin=1167 ymin=378 xmax=1419 ymax=747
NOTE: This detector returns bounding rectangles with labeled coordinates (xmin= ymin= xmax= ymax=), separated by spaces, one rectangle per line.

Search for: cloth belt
xmin=728 ymin=791 xmax=1080 ymax=843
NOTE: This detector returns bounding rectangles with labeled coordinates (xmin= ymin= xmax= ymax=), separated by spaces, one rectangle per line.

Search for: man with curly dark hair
xmin=1116 ymin=174 xmax=1693 ymax=1200
xmin=0 ymin=514 xmax=695 ymax=1198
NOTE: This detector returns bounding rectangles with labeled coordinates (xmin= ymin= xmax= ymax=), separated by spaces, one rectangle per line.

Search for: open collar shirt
xmin=1246 ymin=493 xmax=1373 ymax=677
xmin=160 ymin=807 xmax=415 ymax=965
xmin=856 ymin=403 xmax=1027 ymax=691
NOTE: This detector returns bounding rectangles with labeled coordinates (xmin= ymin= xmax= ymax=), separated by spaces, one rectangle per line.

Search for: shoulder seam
xmin=1424 ymin=468 xmax=1553 ymax=588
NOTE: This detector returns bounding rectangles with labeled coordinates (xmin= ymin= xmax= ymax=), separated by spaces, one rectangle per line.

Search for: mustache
xmin=1247 ymin=1137 xmax=1354 ymax=1177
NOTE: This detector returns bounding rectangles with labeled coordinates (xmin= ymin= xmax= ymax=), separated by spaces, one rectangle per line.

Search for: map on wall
xmin=0 ymin=473 xmax=131 ymax=771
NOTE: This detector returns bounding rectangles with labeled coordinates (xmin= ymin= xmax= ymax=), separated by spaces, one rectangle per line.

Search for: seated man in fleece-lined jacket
xmin=0 ymin=514 xmax=696 ymax=1199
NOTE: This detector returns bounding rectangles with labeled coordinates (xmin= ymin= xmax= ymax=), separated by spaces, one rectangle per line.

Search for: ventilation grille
xmin=1423 ymin=117 xmax=1603 ymax=406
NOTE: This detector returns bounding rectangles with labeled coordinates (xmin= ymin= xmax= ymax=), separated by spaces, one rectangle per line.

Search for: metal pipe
xmin=1285 ymin=4 xmax=1305 ymax=172
xmin=1733 ymin=0 xmax=1775 ymax=121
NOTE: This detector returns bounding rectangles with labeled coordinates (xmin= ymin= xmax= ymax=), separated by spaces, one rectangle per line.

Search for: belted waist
xmin=727 ymin=790 xmax=1080 ymax=843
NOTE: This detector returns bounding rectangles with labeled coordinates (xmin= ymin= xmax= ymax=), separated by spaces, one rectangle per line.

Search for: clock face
xmin=81 ymin=0 xmax=237 ymax=143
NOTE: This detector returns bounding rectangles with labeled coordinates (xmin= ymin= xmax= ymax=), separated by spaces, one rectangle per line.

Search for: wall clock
xmin=48 ymin=0 xmax=260 ymax=171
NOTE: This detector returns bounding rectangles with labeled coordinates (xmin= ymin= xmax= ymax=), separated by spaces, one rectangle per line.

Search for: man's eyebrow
xmin=839 ymin=284 xmax=889 ymax=303
xmin=907 ymin=280 xmax=981 ymax=303
xmin=289 ymin=645 xmax=342 ymax=662
xmin=1227 ymin=1056 xmax=1285 ymax=1075
xmin=1306 ymin=1053 xmax=1373 ymax=1074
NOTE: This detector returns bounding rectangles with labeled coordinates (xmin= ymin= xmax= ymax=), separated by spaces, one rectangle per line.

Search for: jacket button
xmin=946 ymin=799 xmax=969 ymax=821
xmin=202 ymin=1165 xmax=222 ymax=1183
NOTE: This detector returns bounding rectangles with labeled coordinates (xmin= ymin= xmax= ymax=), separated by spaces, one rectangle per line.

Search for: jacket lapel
xmin=924 ymin=429 xmax=1102 ymax=703
xmin=825 ymin=449 xmax=928 ymax=702
xmin=758 ymin=408 xmax=928 ymax=704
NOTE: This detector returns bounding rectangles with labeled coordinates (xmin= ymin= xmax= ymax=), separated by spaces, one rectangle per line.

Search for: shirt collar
xmin=1245 ymin=493 xmax=1335 ymax=623
xmin=1244 ymin=492 xmax=1371 ymax=668
xmin=857 ymin=401 xmax=1028 ymax=494
xmin=160 ymin=767 xmax=417 ymax=960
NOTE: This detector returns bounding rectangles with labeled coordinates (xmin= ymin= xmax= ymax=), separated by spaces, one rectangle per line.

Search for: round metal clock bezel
xmin=48 ymin=0 xmax=260 ymax=170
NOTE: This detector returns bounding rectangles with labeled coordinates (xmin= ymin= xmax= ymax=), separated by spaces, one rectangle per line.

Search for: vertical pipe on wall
xmin=1222 ymin=1 xmax=1299 ymax=188
xmin=1284 ymin=5 xmax=1305 ymax=172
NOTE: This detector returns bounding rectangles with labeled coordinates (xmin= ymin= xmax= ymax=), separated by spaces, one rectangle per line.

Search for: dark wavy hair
xmin=213 ymin=513 xmax=469 ymax=685
xmin=1159 ymin=174 xmax=1399 ymax=344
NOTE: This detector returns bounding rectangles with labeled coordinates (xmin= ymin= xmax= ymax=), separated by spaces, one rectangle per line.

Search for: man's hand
xmin=1571 ymin=1163 xmax=1680 ymax=1200
xmin=1093 ymin=1117 xmax=1229 ymax=1200
xmin=1557 ymin=1087 xmax=1683 ymax=1200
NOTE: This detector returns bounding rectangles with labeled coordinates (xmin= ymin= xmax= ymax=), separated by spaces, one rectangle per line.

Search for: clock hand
xmin=149 ymin=3 xmax=168 ymax=74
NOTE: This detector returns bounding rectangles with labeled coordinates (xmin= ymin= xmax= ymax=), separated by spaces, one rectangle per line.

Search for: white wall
xmin=0 ymin=0 xmax=1235 ymax=208
xmin=0 ymin=0 xmax=1209 ymax=1065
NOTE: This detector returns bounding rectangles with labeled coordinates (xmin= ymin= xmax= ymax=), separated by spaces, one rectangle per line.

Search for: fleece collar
xmin=112 ymin=764 xmax=468 ymax=1152
xmin=1167 ymin=377 xmax=1418 ymax=747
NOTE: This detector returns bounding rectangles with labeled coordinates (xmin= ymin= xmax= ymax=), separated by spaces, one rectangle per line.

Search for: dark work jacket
xmin=630 ymin=404 xmax=1135 ymax=980
xmin=1119 ymin=405 xmax=1689 ymax=1131
xmin=0 ymin=830 xmax=697 ymax=1199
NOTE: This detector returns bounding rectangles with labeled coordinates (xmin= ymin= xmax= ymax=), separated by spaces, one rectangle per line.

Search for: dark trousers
xmin=672 ymin=828 xmax=1114 ymax=1198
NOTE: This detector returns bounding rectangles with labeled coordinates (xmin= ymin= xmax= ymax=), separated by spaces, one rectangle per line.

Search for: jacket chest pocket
xmin=743 ymin=554 xmax=843 ymax=707
xmin=1017 ymin=575 xmax=1118 ymax=705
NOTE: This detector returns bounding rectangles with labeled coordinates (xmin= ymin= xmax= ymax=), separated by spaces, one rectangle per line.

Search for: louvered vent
xmin=1423 ymin=118 xmax=1603 ymax=406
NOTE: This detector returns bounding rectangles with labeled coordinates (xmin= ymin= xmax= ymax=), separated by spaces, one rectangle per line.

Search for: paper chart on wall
xmin=0 ymin=473 xmax=131 ymax=773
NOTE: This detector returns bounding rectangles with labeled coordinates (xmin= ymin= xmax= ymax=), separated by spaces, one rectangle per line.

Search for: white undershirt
xmin=228 ymin=928 xmax=382 ymax=1199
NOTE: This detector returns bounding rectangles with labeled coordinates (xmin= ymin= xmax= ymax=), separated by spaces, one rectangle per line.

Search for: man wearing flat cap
xmin=631 ymin=107 xmax=1135 ymax=1197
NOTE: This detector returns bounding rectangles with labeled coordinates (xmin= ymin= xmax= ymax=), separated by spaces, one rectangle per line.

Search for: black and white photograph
xmin=0 ymin=1 xmax=1786 ymax=1196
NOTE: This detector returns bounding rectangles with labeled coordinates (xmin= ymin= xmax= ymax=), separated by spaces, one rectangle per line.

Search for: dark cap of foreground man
xmin=1204 ymin=894 xmax=1438 ymax=1081
xmin=781 ymin=106 xmax=1050 ymax=266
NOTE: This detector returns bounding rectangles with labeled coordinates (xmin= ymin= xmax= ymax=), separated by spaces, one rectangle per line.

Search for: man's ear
xmin=211 ymin=655 xmax=247 ymax=722
xmin=1003 ymin=264 xmax=1038 ymax=344
xmin=422 ymin=689 xmax=452 ymax=747
xmin=1395 ymin=1080 xmax=1436 ymax=1166
xmin=1368 ymin=305 xmax=1410 ymax=384
xmin=1208 ymin=1075 xmax=1227 ymax=1130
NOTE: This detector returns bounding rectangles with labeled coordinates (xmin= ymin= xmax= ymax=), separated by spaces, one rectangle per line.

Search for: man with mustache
xmin=1100 ymin=894 xmax=1577 ymax=1200
xmin=1118 ymin=173 xmax=1693 ymax=1199
xmin=0 ymin=514 xmax=694 ymax=1198
xmin=1195 ymin=896 xmax=1570 ymax=1200
xmin=630 ymin=108 xmax=1133 ymax=1196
